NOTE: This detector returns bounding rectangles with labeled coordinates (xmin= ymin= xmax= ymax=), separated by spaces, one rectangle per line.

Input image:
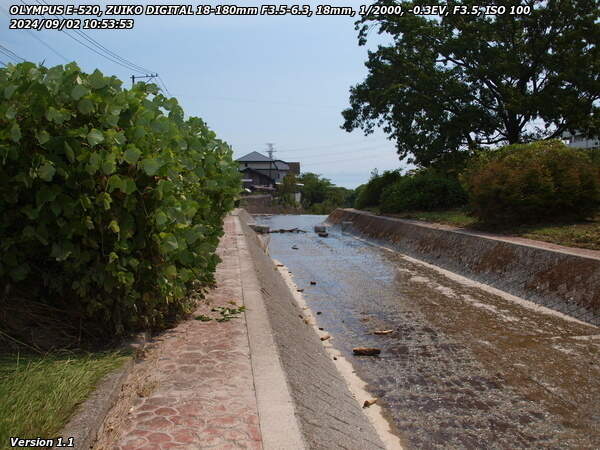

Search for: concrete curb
xmin=328 ymin=208 xmax=600 ymax=326
xmin=53 ymin=360 xmax=133 ymax=450
xmin=233 ymin=214 xmax=307 ymax=450
xmin=53 ymin=333 xmax=151 ymax=450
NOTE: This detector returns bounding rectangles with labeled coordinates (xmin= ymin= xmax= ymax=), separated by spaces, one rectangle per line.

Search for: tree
xmin=278 ymin=172 xmax=299 ymax=206
xmin=298 ymin=172 xmax=334 ymax=207
xmin=342 ymin=0 xmax=600 ymax=167
xmin=296 ymin=173 xmax=356 ymax=213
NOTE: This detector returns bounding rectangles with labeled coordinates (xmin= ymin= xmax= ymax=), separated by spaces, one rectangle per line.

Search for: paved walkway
xmin=113 ymin=216 xmax=262 ymax=449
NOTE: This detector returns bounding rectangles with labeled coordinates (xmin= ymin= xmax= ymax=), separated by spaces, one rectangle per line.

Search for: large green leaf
xmin=123 ymin=146 xmax=141 ymax=164
xmin=141 ymin=157 xmax=161 ymax=176
xmin=38 ymin=163 xmax=56 ymax=181
xmin=10 ymin=123 xmax=21 ymax=142
xmin=36 ymin=130 xmax=50 ymax=145
xmin=71 ymin=84 xmax=89 ymax=100
xmin=78 ymin=98 xmax=94 ymax=115
xmin=88 ymin=69 xmax=108 ymax=89
xmin=86 ymin=152 xmax=101 ymax=174
xmin=159 ymin=233 xmax=178 ymax=253
xmin=101 ymin=154 xmax=116 ymax=175
xmin=64 ymin=142 xmax=75 ymax=162
xmin=87 ymin=129 xmax=104 ymax=147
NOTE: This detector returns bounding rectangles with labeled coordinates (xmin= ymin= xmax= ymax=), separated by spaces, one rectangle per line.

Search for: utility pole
xmin=131 ymin=73 xmax=158 ymax=88
xmin=266 ymin=143 xmax=276 ymax=186
xmin=265 ymin=143 xmax=276 ymax=160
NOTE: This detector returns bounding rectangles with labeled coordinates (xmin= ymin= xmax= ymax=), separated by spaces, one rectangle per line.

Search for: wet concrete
xmin=256 ymin=215 xmax=600 ymax=449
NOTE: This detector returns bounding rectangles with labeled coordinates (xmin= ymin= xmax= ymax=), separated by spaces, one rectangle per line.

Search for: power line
xmin=18 ymin=0 xmax=149 ymax=74
xmin=35 ymin=0 xmax=154 ymax=74
xmin=157 ymin=75 xmax=172 ymax=97
xmin=277 ymin=139 xmax=392 ymax=155
xmin=0 ymin=44 xmax=26 ymax=62
xmin=32 ymin=0 xmax=171 ymax=93
xmin=24 ymin=29 xmax=69 ymax=63
xmin=302 ymin=152 xmax=400 ymax=167
xmin=0 ymin=4 xmax=68 ymax=63
xmin=198 ymin=95 xmax=340 ymax=110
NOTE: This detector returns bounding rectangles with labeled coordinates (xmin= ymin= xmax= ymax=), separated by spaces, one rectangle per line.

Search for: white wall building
xmin=562 ymin=131 xmax=600 ymax=149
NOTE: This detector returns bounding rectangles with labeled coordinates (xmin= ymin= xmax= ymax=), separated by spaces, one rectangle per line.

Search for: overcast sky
xmin=2 ymin=0 xmax=411 ymax=188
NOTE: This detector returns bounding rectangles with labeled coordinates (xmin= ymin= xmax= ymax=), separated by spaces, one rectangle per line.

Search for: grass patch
xmin=381 ymin=209 xmax=600 ymax=251
xmin=511 ymin=220 xmax=600 ymax=251
xmin=386 ymin=209 xmax=476 ymax=227
xmin=0 ymin=351 xmax=130 ymax=448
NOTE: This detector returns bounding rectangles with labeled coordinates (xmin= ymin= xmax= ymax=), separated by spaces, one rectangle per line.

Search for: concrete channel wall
xmin=238 ymin=210 xmax=386 ymax=450
xmin=327 ymin=208 xmax=600 ymax=326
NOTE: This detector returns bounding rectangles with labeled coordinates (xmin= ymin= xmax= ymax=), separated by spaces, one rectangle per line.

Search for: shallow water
xmin=257 ymin=215 xmax=600 ymax=449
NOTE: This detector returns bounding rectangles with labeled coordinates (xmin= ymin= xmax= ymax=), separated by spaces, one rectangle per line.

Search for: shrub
xmin=0 ymin=62 xmax=240 ymax=341
xmin=354 ymin=170 xmax=401 ymax=209
xmin=461 ymin=140 xmax=600 ymax=224
xmin=379 ymin=169 xmax=467 ymax=213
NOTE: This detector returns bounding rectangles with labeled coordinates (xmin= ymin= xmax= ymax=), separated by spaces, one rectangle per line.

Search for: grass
xmin=386 ymin=209 xmax=476 ymax=227
xmin=0 ymin=350 xmax=130 ymax=448
xmin=380 ymin=208 xmax=600 ymax=251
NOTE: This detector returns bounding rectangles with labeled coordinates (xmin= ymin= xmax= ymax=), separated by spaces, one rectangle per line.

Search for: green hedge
xmin=354 ymin=170 xmax=401 ymax=209
xmin=380 ymin=170 xmax=467 ymax=213
xmin=0 ymin=63 xmax=240 ymax=340
xmin=461 ymin=140 xmax=600 ymax=224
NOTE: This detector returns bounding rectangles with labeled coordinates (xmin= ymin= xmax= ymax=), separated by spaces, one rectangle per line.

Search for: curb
xmin=234 ymin=214 xmax=307 ymax=450
xmin=52 ymin=333 xmax=151 ymax=450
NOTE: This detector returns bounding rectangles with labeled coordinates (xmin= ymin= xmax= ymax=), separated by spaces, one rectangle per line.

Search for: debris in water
xmin=318 ymin=232 xmax=329 ymax=238
xmin=310 ymin=281 xmax=317 ymax=285
xmin=353 ymin=347 xmax=381 ymax=356
xmin=249 ymin=224 xmax=270 ymax=234
xmin=297 ymin=288 xmax=304 ymax=293
xmin=271 ymin=228 xmax=306 ymax=233
xmin=318 ymin=327 xmax=324 ymax=331
xmin=363 ymin=398 xmax=378 ymax=408
xmin=292 ymin=245 xmax=299 ymax=250
xmin=373 ymin=330 xmax=393 ymax=335
xmin=320 ymin=334 xmax=331 ymax=341
xmin=316 ymin=311 xmax=322 ymax=315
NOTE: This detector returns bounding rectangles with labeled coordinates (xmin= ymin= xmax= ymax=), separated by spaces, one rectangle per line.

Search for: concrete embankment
xmin=327 ymin=208 xmax=600 ymax=326
xmin=238 ymin=209 xmax=386 ymax=449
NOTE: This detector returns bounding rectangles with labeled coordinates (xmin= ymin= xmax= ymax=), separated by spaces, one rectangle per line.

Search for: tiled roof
xmin=236 ymin=151 xmax=272 ymax=162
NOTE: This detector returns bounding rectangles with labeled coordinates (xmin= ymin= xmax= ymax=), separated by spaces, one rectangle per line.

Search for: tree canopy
xmin=342 ymin=0 xmax=600 ymax=167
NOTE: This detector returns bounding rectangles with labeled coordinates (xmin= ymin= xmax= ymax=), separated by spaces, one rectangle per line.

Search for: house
xmin=236 ymin=151 xmax=301 ymax=192
xmin=562 ymin=131 xmax=600 ymax=149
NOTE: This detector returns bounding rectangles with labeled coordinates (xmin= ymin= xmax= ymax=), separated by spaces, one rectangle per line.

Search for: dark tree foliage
xmin=342 ymin=0 xmax=600 ymax=167
xmin=354 ymin=170 xmax=402 ymax=209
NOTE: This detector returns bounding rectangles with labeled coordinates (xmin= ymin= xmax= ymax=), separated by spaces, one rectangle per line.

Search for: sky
xmin=1 ymin=0 xmax=412 ymax=188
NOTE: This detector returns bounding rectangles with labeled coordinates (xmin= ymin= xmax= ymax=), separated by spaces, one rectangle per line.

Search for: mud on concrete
xmin=257 ymin=214 xmax=600 ymax=449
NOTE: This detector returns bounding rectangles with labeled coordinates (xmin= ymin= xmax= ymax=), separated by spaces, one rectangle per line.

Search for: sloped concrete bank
xmin=237 ymin=210 xmax=387 ymax=449
xmin=327 ymin=208 xmax=600 ymax=326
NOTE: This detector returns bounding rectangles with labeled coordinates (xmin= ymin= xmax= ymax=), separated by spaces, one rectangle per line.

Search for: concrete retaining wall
xmin=238 ymin=210 xmax=385 ymax=449
xmin=327 ymin=209 xmax=600 ymax=326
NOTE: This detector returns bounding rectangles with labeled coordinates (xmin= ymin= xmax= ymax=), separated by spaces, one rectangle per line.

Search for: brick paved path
xmin=113 ymin=216 xmax=262 ymax=449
